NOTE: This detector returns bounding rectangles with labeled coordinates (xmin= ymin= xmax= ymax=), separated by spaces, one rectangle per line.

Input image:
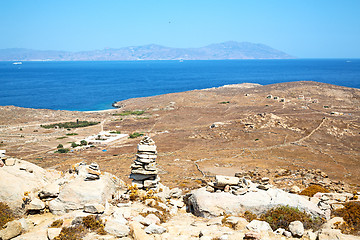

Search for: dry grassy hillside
xmin=1 ymin=81 xmax=359 ymax=189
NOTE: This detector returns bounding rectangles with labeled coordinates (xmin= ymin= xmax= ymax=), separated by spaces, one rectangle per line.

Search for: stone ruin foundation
xmin=129 ymin=136 xmax=159 ymax=189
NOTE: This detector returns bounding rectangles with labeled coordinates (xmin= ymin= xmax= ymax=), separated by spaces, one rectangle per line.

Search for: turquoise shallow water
xmin=0 ymin=59 xmax=359 ymax=111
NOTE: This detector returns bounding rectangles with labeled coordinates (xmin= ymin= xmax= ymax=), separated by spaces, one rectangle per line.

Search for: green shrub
xmin=109 ymin=131 xmax=121 ymax=134
xmin=55 ymin=148 xmax=69 ymax=153
xmin=57 ymin=144 xmax=63 ymax=149
xmin=260 ymin=206 xmax=324 ymax=231
xmin=66 ymin=133 xmax=78 ymax=136
xmin=333 ymin=201 xmax=360 ymax=235
xmin=71 ymin=142 xmax=78 ymax=148
xmin=41 ymin=121 xmax=99 ymax=129
xmin=113 ymin=110 xmax=145 ymax=116
xmin=299 ymin=185 xmax=329 ymax=197
xmin=80 ymin=140 xmax=87 ymax=146
xmin=56 ymin=136 xmax=67 ymax=139
xmin=218 ymin=101 xmax=230 ymax=104
xmin=0 ymin=202 xmax=14 ymax=228
xmin=129 ymin=132 xmax=144 ymax=139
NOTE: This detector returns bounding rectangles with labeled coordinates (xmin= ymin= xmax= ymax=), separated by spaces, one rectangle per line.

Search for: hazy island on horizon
xmin=0 ymin=41 xmax=294 ymax=61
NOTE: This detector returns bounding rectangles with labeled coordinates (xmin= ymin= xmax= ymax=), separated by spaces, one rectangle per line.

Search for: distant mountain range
xmin=0 ymin=41 xmax=294 ymax=61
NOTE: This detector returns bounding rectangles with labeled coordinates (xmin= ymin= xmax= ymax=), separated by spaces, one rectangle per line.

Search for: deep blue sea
xmin=0 ymin=59 xmax=359 ymax=111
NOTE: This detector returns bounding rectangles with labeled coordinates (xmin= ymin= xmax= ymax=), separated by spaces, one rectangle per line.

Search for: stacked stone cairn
xmin=85 ymin=162 xmax=101 ymax=180
xmin=257 ymin=177 xmax=272 ymax=190
xmin=130 ymin=136 xmax=159 ymax=189
xmin=206 ymin=175 xmax=274 ymax=195
xmin=206 ymin=175 xmax=250 ymax=195
xmin=74 ymin=162 xmax=101 ymax=180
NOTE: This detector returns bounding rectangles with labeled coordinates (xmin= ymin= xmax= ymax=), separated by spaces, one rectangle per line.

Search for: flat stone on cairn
xmin=130 ymin=136 xmax=159 ymax=189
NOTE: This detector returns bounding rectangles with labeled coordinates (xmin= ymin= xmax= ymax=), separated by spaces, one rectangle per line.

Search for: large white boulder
xmin=49 ymin=172 xmax=124 ymax=214
xmin=0 ymin=159 xmax=61 ymax=214
xmin=184 ymin=187 xmax=326 ymax=219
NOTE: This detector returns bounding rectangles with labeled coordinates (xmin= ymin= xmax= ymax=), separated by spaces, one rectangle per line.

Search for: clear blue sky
xmin=1 ymin=0 xmax=359 ymax=58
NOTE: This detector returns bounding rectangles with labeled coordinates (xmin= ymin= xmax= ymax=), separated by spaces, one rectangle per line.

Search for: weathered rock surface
xmin=49 ymin=172 xmax=123 ymax=214
xmin=0 ymin=220 xmax=22 ymax=240
xmin=246 ymin=220 xmax=272 ymax=232
xmin=289 ymin=220 xmax=304 ymax=237
xmin=185 ymin=187 xmax=326 ymax=219
xmin=129 ymin=221 xmax=152 ymax=240
xmin=47 ymin=228 xmax=62 ymax=240
xmin=104 ymin=219 xmax=130 ymax=237
xmin=38 ymin=182 xmax=60 ymax=199
xmin=84 ymin=203 xmax=105 ymax=214
xmin=27 ymin=198 xmax=45 ymax=211
xmin=144 ymin=223 xmax=167 ymax=234
xmin=0 ymin=159 xmax=61 ymax=214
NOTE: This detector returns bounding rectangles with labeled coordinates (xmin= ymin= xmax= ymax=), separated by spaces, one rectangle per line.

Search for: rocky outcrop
xmin=184 ymin=187 xmax=326 ymax=219
xmin=0 ymin=220 xmax=22 ymax=240
xmin=48 ymin=171 xmax=124 ymax=214
xmin=0 ymin=158 xmax=62 ymax=214
xmin=1 ymin=152 xmax=360 ymax=240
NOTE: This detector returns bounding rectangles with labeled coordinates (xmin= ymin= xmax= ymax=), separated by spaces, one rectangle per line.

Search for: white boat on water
xmin=13 ymin=62 xmax=22 ymax=65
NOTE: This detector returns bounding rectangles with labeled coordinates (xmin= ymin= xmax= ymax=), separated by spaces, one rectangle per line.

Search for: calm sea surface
xmin=0 ymin=59 xmax=359 ymax=111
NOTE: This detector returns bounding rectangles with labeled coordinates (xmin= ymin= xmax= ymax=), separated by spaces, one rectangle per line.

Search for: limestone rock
xmin=184 ymin=187 xmax=326 ymax=219
xmin=137 ymin=144 xmax=157 ymax=152
xmin=38 ymin=182 xmax=60 ymax=199
xmin=47 ymin=228 xmax=62 ymax=240
xmin=84 ymin=203 xmax=105 ymax=214
xmin=169 ymin=188 xmax=182 ymax=198
xmin=317 ymin=229 xmax=343 ymax=240
xmin=5 ymin=158 xmax=16 ymax=166
xmin=0 ymin=220 xmax=22 ymax=240
xmin=27 ymin=198 xmax=45 ymax=211
xmin=322 ymin=217 xmax=345 ymax=229
xmin=144 ymin=214 xmax=161 ymax=225
xmin=289 ymin=221 xmax=304 ymax=237
xmin=274 ymin=228 xmax=285 ymax=235
xmin=0 ymin=159 xmax=61 ymax=214
xmin=243 ymin=231 xmax=261 ymax=239
xmin=283 ymin=230 xmax=292 ymax=238
xmin=104 ymin=218 xmax=130 ymax=237
xmin=129 ymin=221 xmax=152 ymax=240
xmin=206 ymin=217 xmax=223 ymax=226
xmin=49 ymin=172 xmax=120 ymax=214
xmin=145 ymin=223 xmax=167 ymax=234
xmin=169 ymin=199 xmax=184 ymax=208
xmin=246 ymin=220 xmax=272 ymax=232
xmin=304 ymin=230 xmax=318 ymax=240
xmin=290 ymin=185 xmax=301 ymax=194
xmin=215 ymin=175 xmax=239 ymax=187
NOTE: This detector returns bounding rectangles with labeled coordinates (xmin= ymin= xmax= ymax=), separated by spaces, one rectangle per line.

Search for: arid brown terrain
xmin=1 ymin=81 xmax=359 ymax=189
